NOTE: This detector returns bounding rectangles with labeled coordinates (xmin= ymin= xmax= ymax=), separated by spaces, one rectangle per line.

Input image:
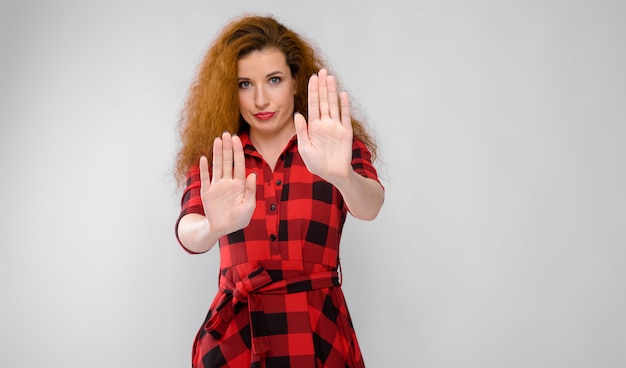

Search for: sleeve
xmin=174 ymin=164 xmax=207 ymax=253
xmin=351 ymin=138 xmax=383 ymax=188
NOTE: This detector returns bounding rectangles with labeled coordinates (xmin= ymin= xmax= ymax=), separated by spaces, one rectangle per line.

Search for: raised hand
xmin=199 ymin=132 xmax=257 ymax=236
xmin=294 ymin=68 xmax=353 ymax=184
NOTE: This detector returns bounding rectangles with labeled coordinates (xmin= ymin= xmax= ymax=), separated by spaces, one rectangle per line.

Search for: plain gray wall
xmin=2 ymin=0 xmax=625 ymax=367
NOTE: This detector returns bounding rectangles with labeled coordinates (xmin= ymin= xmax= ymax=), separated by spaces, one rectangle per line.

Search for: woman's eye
xmin=238 ymin=81 xmax=251 ymax=89
xmin=269 ymin=77 xmax=281 ymax=84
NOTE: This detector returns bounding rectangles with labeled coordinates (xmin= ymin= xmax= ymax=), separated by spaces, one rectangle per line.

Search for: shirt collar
xmin=239 ymin=131 xmax=298 ymax=157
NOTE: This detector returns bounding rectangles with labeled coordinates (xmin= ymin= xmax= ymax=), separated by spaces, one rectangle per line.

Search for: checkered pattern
xmin=176 ymin=132 xmax=381 ymax=367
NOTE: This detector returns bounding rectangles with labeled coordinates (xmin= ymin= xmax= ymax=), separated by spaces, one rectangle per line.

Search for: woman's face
xmin=237 ymin=47 xmax=296 ymax=140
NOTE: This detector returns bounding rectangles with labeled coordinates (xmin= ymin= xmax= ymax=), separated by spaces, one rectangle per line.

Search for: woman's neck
xmin=249 ymin=126 xmax=296 ymax=170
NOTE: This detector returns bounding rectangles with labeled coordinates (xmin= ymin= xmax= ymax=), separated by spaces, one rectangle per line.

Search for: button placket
xmin=267 ymin=171 xmax=285 ymax=257
xmin=263 ymin=171 xmax=281 ymax=256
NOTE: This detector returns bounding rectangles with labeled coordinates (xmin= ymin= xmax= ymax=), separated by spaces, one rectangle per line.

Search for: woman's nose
xmin=254 ymin=86 xmax=269 ymax=108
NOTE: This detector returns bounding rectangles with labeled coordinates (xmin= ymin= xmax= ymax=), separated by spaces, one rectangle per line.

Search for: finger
xmin=211 ymin=137 xmax=222 ymax=182
xmin=221 ymin=131 xmax=234 ymax=179
xmin=327 ymin=74 xmax=340 ymax=122
xmin=317 ymin=68 xmax=330 ymax=119
xmin=308 ymin=73 xmax=320 ymax=123
xmin=231 ymin=134 xmax=246 ymax=181
xmin=340 ymin=92 xmax=353 ymax=132
xmin=199 ymin=155 xmax=211 ymax=188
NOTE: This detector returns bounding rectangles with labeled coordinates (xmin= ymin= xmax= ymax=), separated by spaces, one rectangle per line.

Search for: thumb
xmin=294 ymin=112 xmax=309 ymax=142
xmin=245 ymin=172 xmax=257 ymax=200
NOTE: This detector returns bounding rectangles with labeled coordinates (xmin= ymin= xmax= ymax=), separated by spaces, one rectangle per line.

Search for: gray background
xmin=2 ymin=0 xmax=625 ymax=367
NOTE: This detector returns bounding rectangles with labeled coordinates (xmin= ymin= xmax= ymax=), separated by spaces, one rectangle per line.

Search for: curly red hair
xmin=175 ymin=14 xmax=377 ymax=186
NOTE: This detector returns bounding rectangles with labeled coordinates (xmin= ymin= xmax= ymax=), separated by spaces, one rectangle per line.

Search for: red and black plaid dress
xmin=176 ymin=132 xmax=381 ymax=368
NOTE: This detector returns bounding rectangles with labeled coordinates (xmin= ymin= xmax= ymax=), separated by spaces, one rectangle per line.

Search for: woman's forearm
xmin=332 ymin=170 xmax=384 ymax=221
xmin=177 ymin=213 xmax=223 ymax=253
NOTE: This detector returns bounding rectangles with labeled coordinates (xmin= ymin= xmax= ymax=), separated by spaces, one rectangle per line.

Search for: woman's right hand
xmin=200 ymin=132 xmax=257 ymax=237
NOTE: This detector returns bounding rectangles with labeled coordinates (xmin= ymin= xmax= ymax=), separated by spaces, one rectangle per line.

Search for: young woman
xmin=174 ymin=14 xmax=384 ymax=368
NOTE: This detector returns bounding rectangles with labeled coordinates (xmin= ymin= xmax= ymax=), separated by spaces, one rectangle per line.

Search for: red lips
xmin=254 ymin=112 xmax=276 ymax=120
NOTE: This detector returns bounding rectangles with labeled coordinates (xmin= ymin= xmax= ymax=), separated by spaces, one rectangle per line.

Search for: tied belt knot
xmin=233 ymin=278 xmax=252 ymax=302
xmin=203 ymin=267 xmax=340 ymax=356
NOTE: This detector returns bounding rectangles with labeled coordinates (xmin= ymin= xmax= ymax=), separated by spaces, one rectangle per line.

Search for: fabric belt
xmin=203 ymin=267 xmax=340 ymax=355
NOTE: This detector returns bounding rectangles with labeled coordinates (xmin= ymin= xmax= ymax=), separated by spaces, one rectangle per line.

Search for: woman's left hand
xmin=294 ymin=68 xmax=353 ymax=184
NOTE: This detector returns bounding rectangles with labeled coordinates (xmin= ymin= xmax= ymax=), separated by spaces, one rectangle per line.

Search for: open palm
xmin=199 ymin=132 xmax=257 ymax=236
xmin=294 ymin=68 xmax=353 ymax=183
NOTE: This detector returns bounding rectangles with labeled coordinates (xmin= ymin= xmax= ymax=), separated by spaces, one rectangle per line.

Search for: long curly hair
xmin=175 ymin=14 xmax=377 ymax=186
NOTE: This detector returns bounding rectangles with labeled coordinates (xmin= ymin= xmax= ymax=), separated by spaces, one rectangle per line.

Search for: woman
xmin=174 ymin=14 xmax=384 ymax=368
